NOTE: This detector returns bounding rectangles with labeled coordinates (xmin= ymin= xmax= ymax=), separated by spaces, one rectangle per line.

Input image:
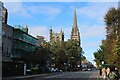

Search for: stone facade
xmin=2 ymin=3 xmax=13 ymax=61
xmin=2 ymin=6 xmax=7 ymax=24
xmin=50 ymin=28 xmax=64 ymax=43
xmin=71 ymin=8 xmax=80 ymax=45
xmin=2 ymin=24 xmax=13 ymax=61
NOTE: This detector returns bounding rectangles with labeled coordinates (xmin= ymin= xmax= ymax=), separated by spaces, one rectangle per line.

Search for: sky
xmin=2 ymin=1 xmax=118 ymax=65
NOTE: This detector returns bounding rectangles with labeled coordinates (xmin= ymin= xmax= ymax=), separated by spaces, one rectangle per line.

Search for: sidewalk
xmin=2 ymin=72 xmax=64 ymax=80
xmin=89 ymin=71 xmax=99 ymax=80
xmin=2 ymin=73 xmax=49 ymax=80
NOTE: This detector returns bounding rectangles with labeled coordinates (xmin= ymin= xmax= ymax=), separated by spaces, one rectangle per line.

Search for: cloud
xmin=4 ymin=2 xmax=32 ymax=18
xmin=27 ymin=5 xmax=61 ymax=16
xmin=80 ymin=25 xmax=106 ymax=38
xmin=81 ymin=39 xmax=102 ymax=48
xmin=73 ymin=2 xmax=118 ymax=21
xmin=64 ymin=26 xmax=72 ymax=40
xmin=4 ymin=2 xmax=61 ymax=19
xmin=28 ymin=26 xmax=50 ymax=41
xmin=29 ymin=24 xmax=106 ymax=43
xmin=28 ymin=25 xmax=72 ymax=42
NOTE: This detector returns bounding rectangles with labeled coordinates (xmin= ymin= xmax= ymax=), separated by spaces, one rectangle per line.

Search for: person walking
xmin=106 ymin=67 xmax=110 ymax=79
xmin=99 ymin=67 xmax=102 ymax=78
xmin=102 ymin=67 xmax=107 ymax=79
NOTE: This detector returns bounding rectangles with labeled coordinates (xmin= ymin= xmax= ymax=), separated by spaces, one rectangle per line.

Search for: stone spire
xmin=73 ymin=7 xmax=77 ymax=28
xmin=60 ymin=28 xmax=62 ymax=33
xmin=71 ymin=7 xmax=80 ymax=45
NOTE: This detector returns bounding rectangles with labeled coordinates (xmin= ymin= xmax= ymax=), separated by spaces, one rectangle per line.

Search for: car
xmin=87 ymin=68 xmax=92 ymax=71
xmin=59 ymin=69 xmax=63 ymax=72
xmin=82 ymin=68 xmax=87 ymax=71
xmin=49 ymin=67 xmax=60 ymax=72
xmin=49 ymin=67 xmax=55 ymax=72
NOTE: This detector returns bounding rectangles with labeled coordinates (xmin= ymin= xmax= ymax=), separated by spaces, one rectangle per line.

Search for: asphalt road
xmin=3 ymin=70 xmax=99 ymax=80
xmin=23 ymin=70 xmax=98 ymax=80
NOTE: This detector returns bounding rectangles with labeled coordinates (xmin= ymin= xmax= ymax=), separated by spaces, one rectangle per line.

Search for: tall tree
xmin=50 ymin=39 xmax=83 ymax=70
xmin=94 ymin=7 xmax=120 ymax=68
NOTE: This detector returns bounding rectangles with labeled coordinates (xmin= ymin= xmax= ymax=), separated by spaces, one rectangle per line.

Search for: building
xmin=2 ymin=24 xmax=13 ymax=61
xmin=71 ymin=8 xmax=80 ymax=45
xmin=2 ymin=24 xmax=39 ymax=76
xmin=1 ymin=2 xmax=40 ymax=76
xmin=2 ymin=5 xmax=8 ymax=24
xmin=0 ymin=1 xmax=3 ymax=54
xmin=2 ymin=3 xmax=13 ymax=61
xmin=12 ymin=25 xmax=39 ymax=60
xmin=1 ymin=3 xmax=39 ymax=61
xmin=50 ymin=27 xmax=64 ymax=43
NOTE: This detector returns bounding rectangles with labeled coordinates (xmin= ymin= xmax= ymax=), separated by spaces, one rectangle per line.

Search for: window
xmin=2 ymin=43 xmax=3 ymax=51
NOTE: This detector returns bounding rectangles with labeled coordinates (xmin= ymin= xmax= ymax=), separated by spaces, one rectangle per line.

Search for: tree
xmin=104 ymin=7 xmax=120 ymax=67
xmin=24 ymin=36 xmax=51 ymax=70
xmin=94 ymin=7 xmax=120 ymax=68
xmin=50 ymin=39 xmax=83 ymax=70
xmin=64 ymin=40 xmax=82 ymax=70
xmin=93 ymin=45 xmax=107 ymax=67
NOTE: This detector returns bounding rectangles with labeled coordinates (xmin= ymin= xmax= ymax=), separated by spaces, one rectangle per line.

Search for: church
xmin=50 ymin=8 xmax=80 ymax=45
xmin=50 ymin=28 xmax=64 ymax=43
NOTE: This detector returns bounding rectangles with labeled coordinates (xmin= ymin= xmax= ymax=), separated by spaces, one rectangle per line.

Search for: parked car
xmin=87 ymin=68 xmax=92 ymax=71
xmin=49 ymin=67 xmax=59 ymax=72
xmin=82 ymin=68 xmax=88 ymax=71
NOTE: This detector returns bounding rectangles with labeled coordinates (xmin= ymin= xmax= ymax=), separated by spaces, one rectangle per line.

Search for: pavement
xmin=2 ymin=73 xmax=49 ymax=80
xmin=88 ymin=71 xmax=99 ymax=80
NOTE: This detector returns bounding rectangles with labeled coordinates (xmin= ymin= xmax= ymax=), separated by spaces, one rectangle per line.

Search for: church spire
xmin=71 ymin=7 xmax=80 ymax=46
xmin=60 ymin=28 xmax=62 ymax=33
xmin=73 ymin=7 xmax=77 ymax=28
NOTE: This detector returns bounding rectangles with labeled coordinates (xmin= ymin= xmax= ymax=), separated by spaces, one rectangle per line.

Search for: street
xmin=3 ymin=70 xmax=99 ymax=80
xmin=41 ymin=70 xmax=98 ymax=79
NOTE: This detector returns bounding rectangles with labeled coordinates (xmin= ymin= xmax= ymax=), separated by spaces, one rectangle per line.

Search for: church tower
xmin=71 ymin=8 xmax=80 ymax=45
xmin=59 ymin=29 xmax=64 ymax=42
xmin=50 ymin=27 xmax=64 ymax=44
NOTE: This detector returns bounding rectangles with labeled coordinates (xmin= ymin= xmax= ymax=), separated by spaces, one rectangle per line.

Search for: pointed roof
xmin=60 ymin=28 xmax=62 ymax=33
xmin=73 ymin=7 xmax=77 ymax=28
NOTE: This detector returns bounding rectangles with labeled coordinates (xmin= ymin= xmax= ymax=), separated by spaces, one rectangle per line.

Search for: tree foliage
xmin=94 ymin=7 xmax=120 ymax=68
xmin=50 ymin=40 xmax=83 ymax=70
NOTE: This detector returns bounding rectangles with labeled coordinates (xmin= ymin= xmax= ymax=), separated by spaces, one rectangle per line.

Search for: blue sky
xmin=3 ymin=1 xmax=117 ymax=65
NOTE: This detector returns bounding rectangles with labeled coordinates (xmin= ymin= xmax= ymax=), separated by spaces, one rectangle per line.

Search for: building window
xmin=6 ymin=48 xmax=9 ymax=56
xmin=2 ymin=43 xmax=3 ymax=51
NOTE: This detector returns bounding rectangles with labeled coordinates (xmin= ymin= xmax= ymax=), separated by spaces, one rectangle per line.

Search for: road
xmin=18 ymin=70 xmax=99 ymax=80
